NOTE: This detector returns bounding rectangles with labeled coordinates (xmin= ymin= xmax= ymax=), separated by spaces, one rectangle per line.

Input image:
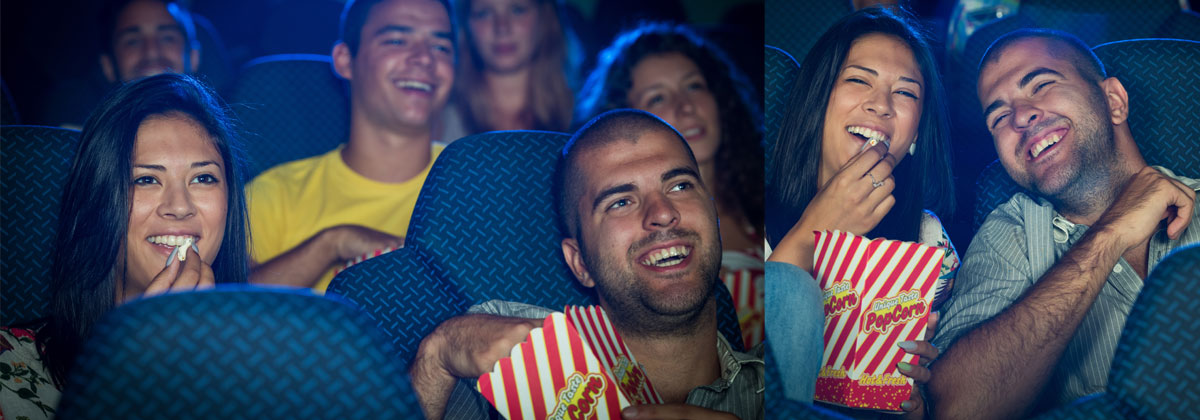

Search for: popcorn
xmin=812 ymin=230 xmax=946 ymax=412
xmin=478 ymin=306 xmax=661 ymax=419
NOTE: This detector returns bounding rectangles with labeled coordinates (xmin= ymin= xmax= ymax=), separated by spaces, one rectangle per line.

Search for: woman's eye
xmin=896 ymin=90 xmax=919 ymax=100
xmin=846 ymin=77 xmax=869 ymax=86
xmin=646 ymin=94 xmax=665 ymax=107
xmin=133 ymin=175 xmax=158 ymax=185
xmin=192 ymin=174 xmax=219 ymax=184
xmin=512 ymin=4 xmax=529 ymax=14
xmin=687 ymin=81 xmax=707 ymax=91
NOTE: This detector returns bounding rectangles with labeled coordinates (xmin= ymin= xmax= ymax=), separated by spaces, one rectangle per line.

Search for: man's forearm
xmin=930 ymin=227 xmax=1123 ymax=419
xmin=411 ymin=332 xmax=456 ymax=420
xmin=249 ymin=230 xmax=336 ymax=287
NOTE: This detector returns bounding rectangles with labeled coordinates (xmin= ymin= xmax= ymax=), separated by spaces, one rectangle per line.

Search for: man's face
xmin=978 ymin=37 xmax=1117 ymax=201
xmin=336 ymin=0 xmax=455 ymax=133
xmin=562 ymin=129 xmax=722 ymax=335
xmin=102 ymin=0 xmax=196 ymax=83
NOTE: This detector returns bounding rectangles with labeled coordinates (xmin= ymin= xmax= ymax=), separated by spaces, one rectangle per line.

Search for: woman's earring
xmin=909 ymin=143 xmax=916 ymax=156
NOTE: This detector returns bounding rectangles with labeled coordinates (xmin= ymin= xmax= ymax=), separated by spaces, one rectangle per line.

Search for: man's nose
xmin=643 ymin=193 xmax=680 ymax=230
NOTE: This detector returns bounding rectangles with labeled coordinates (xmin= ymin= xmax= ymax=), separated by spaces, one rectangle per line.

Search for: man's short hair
xmin=99 ymin=0 xmax=198 ymax=57
xmin=552 ymin=109 xmax=697 ymax=240
xmin=339 ymin=0 xmax=455 ymax=56
xmin=980 ymin=28 xmax=1107 ymax=85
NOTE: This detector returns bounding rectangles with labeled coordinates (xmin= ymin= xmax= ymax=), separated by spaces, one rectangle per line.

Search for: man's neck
xmin=342 ymin=112 xmax=434 ymax=183
xmin=616 ymin=301 xmax=722 ymax=404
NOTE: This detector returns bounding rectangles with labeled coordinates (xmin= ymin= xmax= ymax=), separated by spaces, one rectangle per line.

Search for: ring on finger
xmin=868 ymin=173 xmax=884 ymax=188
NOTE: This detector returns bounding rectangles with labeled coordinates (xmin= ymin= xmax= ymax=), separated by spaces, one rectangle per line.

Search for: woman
xmin=765 ymin=7 xmax=959 ymax=417
xmin=0 ymin=73 xmax=249 ymax=419
xmin=576 ymin=22 xmax=766 ymax=347
xmin=444 ymin=0 xmax=578 ymax=139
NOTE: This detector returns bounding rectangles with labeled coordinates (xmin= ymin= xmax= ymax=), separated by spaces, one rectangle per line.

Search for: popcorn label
xmin=812 ymin=230 xmax=945 ymax=412
xmin=479 ymin=307 xmax=661 ymax=420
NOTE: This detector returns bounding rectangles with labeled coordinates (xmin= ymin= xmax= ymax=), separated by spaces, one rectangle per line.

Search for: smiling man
xmin=246 ymin=0 xmax=455 ymax=292
xmin=928 ymin=29 xmax=1199 ymax=419
xmin=409 ymin=110 xmax=763 ymax=420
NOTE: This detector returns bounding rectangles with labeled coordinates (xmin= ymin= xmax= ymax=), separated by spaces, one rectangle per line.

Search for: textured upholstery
xmin=764 ymin=44 xmax=800 ymax=161
xmin=1 ymin=126 xmax=79 ymax=325
xmin=330 ymin=130 xmax=746 ymax=356
xmin=764 ymin=0 xmax=852 ymax=63
xmin=974 ymin=39 xmax=1200 ymax=231
xmin=1 ymin=80 xmax=18 ymax=125
xmin=327 ymin=247 xmax=469 ymax=367
xmin=1035 ymin=245 xmax=1200 ymax=420
xmin=229 ymin=54 xmax=348 ymax=179
xmin=193 ymin=13 xmax=234 ymax=93
xmin=56 ymin=287 xmax=422 ymax=419
xmin=1106 ymin=245 xmax=1200 ymax=419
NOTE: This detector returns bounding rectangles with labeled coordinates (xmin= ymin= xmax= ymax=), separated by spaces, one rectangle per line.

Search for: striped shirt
xmin=934 ymin=166 xmax=1200 ymax=410
xmin=443 ymin=300 xmax=765 ymax=420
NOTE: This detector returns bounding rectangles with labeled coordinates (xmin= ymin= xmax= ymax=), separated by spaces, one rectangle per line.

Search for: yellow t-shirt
xmin=247 ymin=144 xmax=444 ymax=292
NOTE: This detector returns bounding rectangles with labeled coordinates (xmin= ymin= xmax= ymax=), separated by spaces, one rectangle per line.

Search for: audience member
xmin=0 ymin=73 xmax=249 ymax=420
xmin=440 ymin=0 xmax=577 ymax=140
xmin=41 ymin=0 xmax=202 ymax=128
xmin=246 ymin=0 xmax=454 ymax=292
xmin=576 ymin=22 xmax=766 ymax=347
xmin=765 ymin=7 xmax=958 ymax=415
xmin=409 ymin=110 xmax=763 ymax=420
xmin=929 ymin=29 xmax=1199 ymax=419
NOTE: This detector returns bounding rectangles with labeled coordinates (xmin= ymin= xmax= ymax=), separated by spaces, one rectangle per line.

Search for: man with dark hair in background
xmin=246 ymin=0 xmax=456 ymax=292
xmin=410 ymin=109 xmax=763 ymax=420
xmin=929 ymin=29 xmax=1199 ymax=419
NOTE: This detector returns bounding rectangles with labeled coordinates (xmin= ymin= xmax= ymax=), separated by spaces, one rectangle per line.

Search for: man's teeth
xmin=395 ymin=80 xmax=432 ymax=92
xmin=847 ymin=126 xmax=890 ymax=145
xmin=641 ymin=246 xmax=691 ymax=267
xmin=147 ymin=235 xmax=197 ymax=247
xmin=1031 ymin=133 xmax=1062 ymax=158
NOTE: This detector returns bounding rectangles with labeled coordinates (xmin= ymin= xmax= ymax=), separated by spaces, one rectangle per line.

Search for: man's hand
xmin=1095 ymin=166 xmax=1196 ymax=252
xmin=621 ymin=404 xmax=740 ymax=419
xmin=410 ymin=314 xmax=542 ymax=419
xmin=325 ymin=224 xmax=404 ymax=261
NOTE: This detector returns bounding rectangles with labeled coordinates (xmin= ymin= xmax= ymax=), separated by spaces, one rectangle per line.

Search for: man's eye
xmin=434 ymin=44 xmax=454 ymax=54
xmin=991 ymin=114 xmax=1009 ymax=129
xmin=1033 ymin=80 xmax=1054 ymax=93
xmin=687 ymin=81 xmax=707 ymax=91
xmin=607 ymin=198 xmax=631 ymax=210
xmin=670 ymin=181 xmax=693 ymax=192
xmin=133 ymin=175 xmax=158 ymax=185
xmin=383 ymin=38 xmax=406 ymax=46
xmin=192 ymin=174 xmax=219 ymax=184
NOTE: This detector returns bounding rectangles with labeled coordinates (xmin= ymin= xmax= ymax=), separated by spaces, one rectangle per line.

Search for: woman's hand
xmin=769 ymin=143 xmax=898 ymax=272
xmin=895 ymin=312 xmax=940 ymax=419
xmin=143 ymin=244 xmax=215 ymax=297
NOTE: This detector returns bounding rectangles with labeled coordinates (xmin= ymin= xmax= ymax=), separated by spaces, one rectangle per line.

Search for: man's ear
xmin=561 ymin=238 xmax=593 ymax=288
xmin=1100 ymin=77 xmax=1130 ymax=126
xmin=189 ymin=47 xmax=201 ymax=73
xmin=100 ymin=55 xmax=117 ymax=83
xmin=332 ymin=42 xmax=354 ymax=81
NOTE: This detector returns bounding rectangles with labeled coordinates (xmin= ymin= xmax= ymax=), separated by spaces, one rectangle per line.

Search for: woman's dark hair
xmin=40 ymin=73 xmax=249 ymax=386
xmin=576 ymin=22 xmax=764 ymax=232
xmin=765 ymin=6 xmax=955 ymax=248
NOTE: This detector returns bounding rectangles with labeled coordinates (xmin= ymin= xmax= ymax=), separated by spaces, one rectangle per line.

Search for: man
xmin=928 ymin=29 xmax=1198 ymax=419
xmin=409 ymin=110 xmax=764 ymax=420
xmin=43 ymin=0 xmax=200 ymax=127
xmin=246 ymin=0 xmax=455 ymax=291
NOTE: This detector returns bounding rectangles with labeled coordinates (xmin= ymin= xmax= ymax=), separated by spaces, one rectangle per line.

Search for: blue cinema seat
xmin=56 ymin=287 xmax=421 ymax=419
xmin=1 ymin=126 xmax=79 ymax=325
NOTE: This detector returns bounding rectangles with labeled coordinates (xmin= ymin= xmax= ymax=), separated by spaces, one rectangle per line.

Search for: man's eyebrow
xmin=373 ymin=25 xmax=413 ymax=37
xmin=435 ymin=31 xmax=453 ymax=42
xmin=983 ymin=99 xmax=1006 ymax=123
xmin=155 ymin=24 xmax=184 ymax=33
xmin=592 ymin=184 xmax=635 ymax=213
xmin=1019 ymin=67 xmax=1062 ymax=90
xmin=662 ymin=166 xmax=699 ymax=182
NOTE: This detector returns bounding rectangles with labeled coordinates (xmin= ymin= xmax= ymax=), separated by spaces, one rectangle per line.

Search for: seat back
xmin=764 ymin=0 xmax=852 ymax=62
xmin=57 ymin=287 xmax=421 ymax=419
xmin=1106 ymin=244 xmax=1200 ymax=419
xmin=1 ymin=126 xmax=79 ymax=324
xmin=974 ymin=39 xmax=1200 ymax=230
xmin=229 ymin=54 xmax=348 ymax=179
xmin=764 ymin=44 xmax=799 ymax=159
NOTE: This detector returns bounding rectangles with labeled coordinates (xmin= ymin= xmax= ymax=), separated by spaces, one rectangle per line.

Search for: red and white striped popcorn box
xmin=477 ymin=312 xmax=631 ymax=419
xmin=721 ymin=251 xmax=765 ymax=348
xmin=332 ymin=246 xmax=398 ymax=276
xmin=563 ymin=305 xmax=663 ymax=406
xmin=812 ymin=230 xmax=946 ymax=412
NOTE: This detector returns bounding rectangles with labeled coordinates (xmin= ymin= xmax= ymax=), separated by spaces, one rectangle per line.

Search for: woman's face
xmin=123 ymin=113 xmax=227 ymax=293
xmin=627 ymin=52 xmax=722 ymax=165
xmin=819 ymin=33 xmax=923 ymax=185
xmin=467 ymin=0 xmax=541 ymax=74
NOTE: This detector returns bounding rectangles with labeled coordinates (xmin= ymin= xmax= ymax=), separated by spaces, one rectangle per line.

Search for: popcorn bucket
xmin=478 ymin=306 xmax=661 ymax=419
xmin=812 ymin=230 xmax=946 ymax=412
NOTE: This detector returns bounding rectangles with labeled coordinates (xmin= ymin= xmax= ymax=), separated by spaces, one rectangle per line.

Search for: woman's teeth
xmin=641 ymin=246 xmax=691 ymax=267
xmin=1031 ymin=133 xmax=1062 ymax=158
xmin=847 ymin=126 xmax=890 ymax=144
xmin=147 ymin=235 xmax=196 ymax=247
xmin=395 ymin=80 xmax=432 ymax=92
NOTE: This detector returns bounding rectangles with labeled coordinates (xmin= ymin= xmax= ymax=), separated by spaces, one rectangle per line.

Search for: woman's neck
xmin=482 ymin=68 xmax=533 ymax=130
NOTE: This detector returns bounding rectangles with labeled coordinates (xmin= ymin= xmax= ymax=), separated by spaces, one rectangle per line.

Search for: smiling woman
xmin=0 ymin=73 xmax=248 ymax=419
